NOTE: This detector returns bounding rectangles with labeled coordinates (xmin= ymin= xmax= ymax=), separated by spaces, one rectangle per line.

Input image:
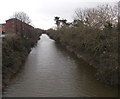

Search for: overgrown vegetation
xmin=47 ymin=3 xmax=119 ymax=86
xmin=2 ymin=11 xmax=43 ymax=88
xmin=2 ymin=28 xmax=42 ymax=88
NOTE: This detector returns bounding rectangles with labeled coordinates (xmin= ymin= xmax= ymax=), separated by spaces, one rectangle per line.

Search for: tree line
xmin=2 ymin=12 xmax=42 ymax=88
xmin=47 ymin=3 xmax=119 ymax=86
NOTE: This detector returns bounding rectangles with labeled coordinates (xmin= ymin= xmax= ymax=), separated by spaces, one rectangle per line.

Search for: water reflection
xmin=3 ymin=34 xmax=118 ymax=97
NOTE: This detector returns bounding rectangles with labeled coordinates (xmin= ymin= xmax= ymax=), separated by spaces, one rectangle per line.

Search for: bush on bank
xmin=2 ymin=29 xmax=41 ymax=87
xmin=47 ymin=23 xmax=119 ymax=86
xmin=47 ymin=3 xmax=119 ymax=86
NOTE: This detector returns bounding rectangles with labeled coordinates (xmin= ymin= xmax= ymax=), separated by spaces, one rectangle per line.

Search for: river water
xmin=3 ymin=34 xmax=118 ymax=97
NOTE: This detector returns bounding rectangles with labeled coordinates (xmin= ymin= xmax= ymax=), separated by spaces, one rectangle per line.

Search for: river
xmin=3 ymin=34 xmax=118 ymax=97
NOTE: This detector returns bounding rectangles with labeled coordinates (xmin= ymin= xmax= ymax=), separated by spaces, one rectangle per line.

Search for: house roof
xmin=6 ymin=18 xmax=17 ymax=22
xmin=6 ymin=18 xmax=34 ymax=28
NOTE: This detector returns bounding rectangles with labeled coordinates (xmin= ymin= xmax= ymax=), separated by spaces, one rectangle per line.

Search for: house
xmin=0 ymin=18 xmax=35 ymax=39
xmin=5 ymin=18 xmax=34 ymax=35
xmin=0 ymin=24 xmax=6 ymax=38
xmin=0 ymin=24 xmax=6 ymax=34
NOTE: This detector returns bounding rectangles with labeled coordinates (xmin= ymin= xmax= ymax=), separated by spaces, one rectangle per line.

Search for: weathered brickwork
xmin=5 ymin=18 xmax=34 ymax=35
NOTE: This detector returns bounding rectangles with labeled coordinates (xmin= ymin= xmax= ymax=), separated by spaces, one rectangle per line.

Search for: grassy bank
xmin=2 ymin=29 xmax=42 ymax=88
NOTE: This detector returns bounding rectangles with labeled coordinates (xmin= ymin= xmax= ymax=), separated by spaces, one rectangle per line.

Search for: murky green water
xmin=3 ymin=34 xmax=118 ymax=97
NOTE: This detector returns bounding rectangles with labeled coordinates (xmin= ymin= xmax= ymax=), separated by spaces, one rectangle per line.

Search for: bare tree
xmin=12 ymin=12 xmax=31 ymax=37
xmin=13 ymin=12 xmax=31 ymax=24
xmin=74 ymin=4 xmax=118 ymax=29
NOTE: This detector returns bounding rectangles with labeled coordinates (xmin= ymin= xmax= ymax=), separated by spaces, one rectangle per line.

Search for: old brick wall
xmin=6 ymin=19 xmax=16 ymax=33
xmin=5 ymin=18 xmax=34 ymax=36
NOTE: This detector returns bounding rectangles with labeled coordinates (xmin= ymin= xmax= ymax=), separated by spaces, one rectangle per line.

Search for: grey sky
xmin=0 ymin=0 xmax=119 ymax=29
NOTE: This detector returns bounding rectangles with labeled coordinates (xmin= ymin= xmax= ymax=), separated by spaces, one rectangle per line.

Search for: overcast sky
xmin=0 ymin=0 xmax=119 ymax=30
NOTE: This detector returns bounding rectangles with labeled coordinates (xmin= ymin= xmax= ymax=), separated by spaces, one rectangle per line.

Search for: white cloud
xmin=0 ymin=0 xmax=119 ymax=29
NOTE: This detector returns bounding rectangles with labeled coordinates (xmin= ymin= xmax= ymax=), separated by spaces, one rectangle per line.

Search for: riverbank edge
xmin=2 ymin=51 xmax=30 ymax=89
xmin=2 ymin=35 xmax=41 ymax=90
xmin=48 ymin=34 xmax=118 ymax=87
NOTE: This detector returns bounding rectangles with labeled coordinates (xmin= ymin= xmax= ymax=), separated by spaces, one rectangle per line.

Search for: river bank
xmin=2 ymin=31 xmax=41 ymax=89
xmin=3 ymin=34 xmax=118 ymax=97
xmin=47 ymin=26 xmax=119 ymax=87
xmin=64 ymin=45 xmax=118 ymax=86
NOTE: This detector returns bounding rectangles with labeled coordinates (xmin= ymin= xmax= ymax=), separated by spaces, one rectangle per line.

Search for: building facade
xmin=5 ymin=18 xmax=34 ymax=36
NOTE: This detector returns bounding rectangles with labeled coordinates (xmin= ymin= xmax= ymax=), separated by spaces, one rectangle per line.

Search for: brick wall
xmin=5 ymin=18 xmax=34 ymax=35
xmin=5 ymin=19 xmax=16 ymax=33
